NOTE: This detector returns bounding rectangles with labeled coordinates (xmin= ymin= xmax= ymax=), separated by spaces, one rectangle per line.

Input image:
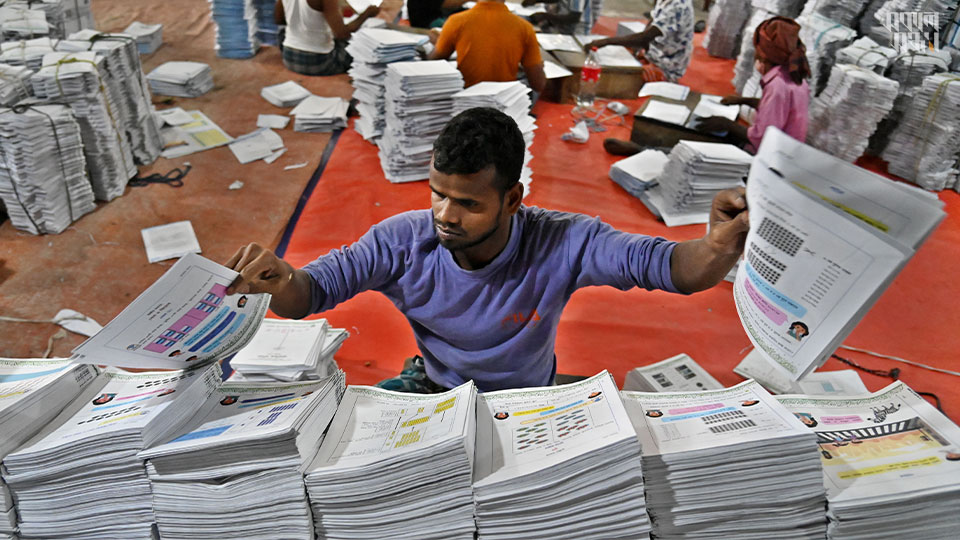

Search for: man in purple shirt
xmin=226 ymin=108 xmax=749 ymax=393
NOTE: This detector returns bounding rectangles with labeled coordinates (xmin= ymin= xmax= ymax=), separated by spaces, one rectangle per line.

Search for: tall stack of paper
xmin=290 ymin=95 xmax=349 ymax=132
xmin=751 ymin=0 xmax=804 ymax=16
xmin=0 ymin=38 xmax=54 ymax=70
xmin=305 ymin=382 xmax=478 ymax=540
xmin=379 ymin=60 xmax=464 ymax=183
xmin=622 ymin=380 xmax=827 ymax=539
xmin=777 ymin=381 xmax=960 ymax=540
xmin=647 ymin=140 xmax=751 ymax=227
xmin=346 ymin=28 xmax=425 ymax=141
xmin=453 ymin=81 xmax=536 ymax=196
xmin=146 ymin=61 xmax=215 ymax=97
xmin=623 ymin=354 xmax=723 ymax=392
xmin=0 ymin=359 xmax=99 ymax=540
xmin=883 ymin=73 xmax=960 ymax=191
xmin=703 ymin=0 xmax=751 ymax=59
xmin=4 ymin=0 xmax=64 ymax=38
xmin=858 ymin=0 xmax=888 ymax=38
xmin=608 ymin=148 xmax=669 ymax=197
xmin=252 ymin=0 xmax=280 ymax=46
xmin=261 ymin=80 xmax=311 ymax=107
xmin=732 ymin=8 xmax=776 ymax=93
xmin=0 ymin=63 xmax=32 ymax=106
xmin=799 ymin=0 xmax=870 ymax=27
xmin=734 ymin=128 xmax=945 ymax=384
xmin=835 ymin=36 xmax=897 ymax=74
xmin=474 ymin=372 xmax=650 ymax=539
xmin=2 ymin=365 xmax=222 ymax=540
xmin=873 ymin=0 xmax=956 ymax=44
xmin=32 ymin=51 xmax=138 ymax=201
xmin=0 ymin=7 xmax=47 ymax=40
xmin=797 ymin=14 xmax=857 ymax=95
xmin=209 ymin=0 xmax=260 ymax=58
xmin=61 ymin=0 xmax=94 ymax=34
xmin=806 ymin=64 xmax=899 ymax=162
xmin=123 ymin=22 xmax=164 ymax=54
xmin=0 ymin=103 xmax=96 ymax=234
xmin=139 ymin=374 xmax=345 ymax=540
xmin=229 ymin=318 xmax=349 ymax=382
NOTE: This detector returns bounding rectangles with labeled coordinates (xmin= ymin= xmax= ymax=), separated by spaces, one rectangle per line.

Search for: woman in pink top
xmin=698 ymin=17 xmax=810 ymax=153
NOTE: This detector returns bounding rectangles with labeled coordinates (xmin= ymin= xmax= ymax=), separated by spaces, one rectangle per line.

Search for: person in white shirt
xmin=274 ymin=0 xmax=380 ymax=75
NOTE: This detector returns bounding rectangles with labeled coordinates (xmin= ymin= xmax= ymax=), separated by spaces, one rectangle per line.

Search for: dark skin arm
xmin=524 ymin=63 xmax=547 ymax=93
xmin=225 ymin=243 xmax=315 ymax=319
xmin=721 ymin=94 xmax=761 ymax=109
xmin=529 ymin=12 xmax=581 ymax=27
xmin=308 ymin=0 xmax=380 ymax=39
xmin=274 ymin=0 xmax=285 ymax=25
xmin=670 ymin=188 xmax=749 ymax=293
xmin=584 ymin=26 xmax=662 ymax=52
xmin=522 ymin=0 xmax=558 ymax=5
xmin=696 ymin=116 xmax=749 ymax=146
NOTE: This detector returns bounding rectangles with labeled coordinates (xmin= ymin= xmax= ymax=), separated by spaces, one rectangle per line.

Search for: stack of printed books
xmin=230 ymin=318 xmax=349 ymax=382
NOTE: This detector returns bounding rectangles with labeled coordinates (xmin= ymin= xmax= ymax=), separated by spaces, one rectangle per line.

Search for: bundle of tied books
xmin=229 ymin=318 xmax=349 ymax=382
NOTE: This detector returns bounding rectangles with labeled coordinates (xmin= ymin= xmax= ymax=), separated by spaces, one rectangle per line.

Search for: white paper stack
xmin=777 ymin=381 xmax=960 ymax=540
xmin=209 ymin=0 xmax=260 ymax=59
xmin=807 ymin=64 xmax=899 ymax=162
xmin=305 ymin=382 xmax=478 ymax=540
xmin=608 ymin=148 xmax=669 ymax=197
xmin=379 ymin=60 xmax=464 ymax=183
xmin=799 ymin=0 xmax=870 ymax=27
xmin=0 ymin=63 xmax=32 ymax=106
xmin=290 ymin=95 xmax=348 ymax=132
xmin=146 ymin=61 xmax=215 ymax=97
xmin=1 ymin=364 xmax=222 ymax=540
xmin=123 ymin=22 xmax=163 ymax=54
xmin=703 ymin=0 xmax=752 ymax=59
xmin=883 ymin=73 xmax=960 ymax=191
xmin=0 ymin=103 xmax=96 ymax=234
xmin=0 ymin=359 xmax=99 ymax=540
xmin=61 ymin=0 xmax=94 ymax=35
xmin=873 ymin=0 xmax=956 ymax=47
xmin=139 ymin=374 xmax=346 ymax=540
xmin=0 ymin=7 xmax=47 ymax=40
xmin=0 ymin=37 xmax=54 ymax=71
xmin=32 ymin=51 xmax=138 ymax=201
xmin=835 ymin=36 xmax=897 ymax=74
xmin=623 ymin=380 xmax=827 ymax=540
xmin=474 ymin=372 xmax=650 ymax=540
xmin=5 ymin=0 xmax=66 ymax=38
xmin=623 ymin=354 xmax=723 ymax=392
xmin=261 ymin=80 xmax=311 ymax=107
xmin=229 ymin=318 xmax=350 ymax=382
xmin=346 ymin=28 xmax=426 ymax=141
xmin=732 ymin=8 xmax=777 ymax=93
xmin=797 ymin=14 xmax=856 ymax=95
xmin=647 ymin=140 xmax=751 ymax=227
xmin=453 ymin=81 xmax=536 ymax=196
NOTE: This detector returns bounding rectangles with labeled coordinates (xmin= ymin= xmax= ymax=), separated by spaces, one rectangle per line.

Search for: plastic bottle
xmin=577 ymin=47 xmax=602 ymax=109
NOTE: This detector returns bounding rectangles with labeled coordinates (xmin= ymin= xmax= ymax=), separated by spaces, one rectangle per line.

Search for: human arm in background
xmin=428 ymin=20 xmax=456 ymax=59
xmin=721 ymin=95 xmax=761 ymax=109
xmin=521 ymin=26 xmax=546 ymax=93
xmin=696 ymin=116 xmax=749 ymax=146
xmin=583 ymin=26 xmax=662 ymax=52
xmin=307 ymin=0 xmax=379 ymax=39
xmin=274 ymin=0 xmax=286 ymax=25
xmin=669 ymin=188 xmax=749 ymax=293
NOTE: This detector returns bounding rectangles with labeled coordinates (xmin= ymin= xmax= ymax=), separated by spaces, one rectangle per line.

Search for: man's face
xmin=429 ymin=163 xmax=508 ymax=252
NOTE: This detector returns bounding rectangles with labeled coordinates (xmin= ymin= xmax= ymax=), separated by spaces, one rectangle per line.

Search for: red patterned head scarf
xmin=754 ymin=16 xmax=810 ymax=85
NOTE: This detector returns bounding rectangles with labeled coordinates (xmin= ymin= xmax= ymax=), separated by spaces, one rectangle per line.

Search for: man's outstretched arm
xmin=670 ymin=188 xmax=749 ymax=293
xmin=226 ymin=243 xmax=314 ymax=319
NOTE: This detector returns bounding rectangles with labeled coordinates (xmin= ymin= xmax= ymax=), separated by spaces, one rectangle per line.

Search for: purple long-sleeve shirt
xmin=302 ymin=206 xmax=680 ymax=391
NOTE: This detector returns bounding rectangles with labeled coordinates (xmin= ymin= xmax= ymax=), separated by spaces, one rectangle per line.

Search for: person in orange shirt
xmin=428 ymin=0 xmax=546 ymax=93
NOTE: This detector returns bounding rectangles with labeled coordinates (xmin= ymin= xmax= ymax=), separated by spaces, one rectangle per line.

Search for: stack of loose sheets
xmin=209 ymin=0 xmax=259 ymax=58
xmin=290 ymin=95 xmax=349 ymax=132
xmin=703 ymin=0 xmax=751 ymax=59
xmin=623 ymin=354 xmax=723 ymax=392
xmin=261 ymin=80 xmax=311 ymax=108
xmin=305 ymin=382 xmax=478 ymax=540
xmin=0 ymin=63 xmax=32 ymax=105
xmin=146 ymin=61 xmax=214 ymax=97
xmin=608 ymin=148 xmax=669 ymax=198
xmin=797 ymin=13 xmax=857 ymax=95
xmin=123 ymin=21 xmax=163 ymax=54
xmin=229 ymin=318 xmax=349 ymax=382
xmin=0 ymin=37 xmax=54 ymax=70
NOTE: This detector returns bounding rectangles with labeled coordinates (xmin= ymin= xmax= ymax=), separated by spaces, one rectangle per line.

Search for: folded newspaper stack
xmin=346 ymin=28 xmax=425 ymax=141
xmin=777 ymin=381 xmax=960 ymax=540
xmin=806 ymin=64 xmax=899 ymax=162
xmin=882 ymin=73 xmax=960 ymax=191
xmin=230 ymin=318 xmax=349 ymax=382
xmin=290 ymin=95 xmax=349 ymax=133
xmin=644 ymin=140 xmax=751 ymax=227
xmin=210 ymin=0 xmax=260 ymax=58
xmin=834 ymin=36 xmax=897 ymax=74
xmin=5 ymin=0 xmax=64 ymax=38
xmin=702 ymin=0 xmax=751 ymax=59
xmin=623 ymin=380 xmax=827 ymax=539
xmin=0 ymin=6 xmax=47 ymax=40
xmin=379 ymin=60 xmax=464 ymax=183
xmin=2 ymin=365 xmax=221 ymax=540
xmin=261 ymin=80 xmax=311 ymax=107
xmin=797 ymin=14 xmax=856 ymax=95
xmin=734 ymin=128 xmax=945 ymax=383
xmin=305 ymin=382 xmax=478 ymax=540
xmin=140 ymin=374 xmax=345 ymax=540
xmin=0 ymin=63 xmax=32 ymax=105
xmin=147 ymin=61 xmax=214 ymax=97
xmin=623 ymin=354 xmax=723 ymax=392
xmin=123 ymin=22 xmax=163 ymax=54
xmin=474 ymin=372 xmax=651 ymax=540
xmin=0 ymin=37 xmax=54 ymax=70
xmin=453 ymin=81 xmax=535 ymax=196
xmin=0 ymin=103 xmax=96 ymax=234
xmin=798 ymin=0 xmax=869 ymax=27
xmin=0 ymin=359 xmax=99 ymax=540
xmin=609 ymin=148 xmax=669 ymax=198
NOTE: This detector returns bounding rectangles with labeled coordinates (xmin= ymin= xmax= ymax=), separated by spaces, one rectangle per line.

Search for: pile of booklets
xmin=140 ymin=374 xmax=345 ymax=540
xmin=346 ymin=28 xmax=425 ymax=141
xmin=210 ymin=0 xmax=259 ymax=58
xmin=623 ymin=354 xmax=723 ymax=392
xmin=62 ymin=0 xmax=94 ymax=35
xmin=622 ymin=380 xmax=827 ymax=539
xmin=0 ymin=6 xmax=47 ymax=40
xmin=797 ymin=14 xmax=856 ymax=95
xmin=799 ymin=0 xmax=869 ymax=27
xmin=6 ymin=0 xmax=65 ymax=38
xmin=261 ymin=80 xmax=311 ymax=107
xmin=290 ymin=95 xmax=349 ymax=132
xmin=474 ymin=372 xmax=650 ymax=539
xmin=252 ymin=0 xmax=279 ymax=46
xmin=230 ymin=318 xmax=349 ymax=382
xmin=379 ymin=60 xmax=463 ymax=182
xmin=608 ymin=148 xmax=669 ymax=198
xmin=0 ymin=359 xmax=99 ymax=540
xmin=807 ymin=64 xmax=899 ymax=162
xmin=2 ymin=365 xmax=222 ymax=540
xmin=123 ymin=21 xmax=163 ymax=54
xmin=777 ymin=381 xmax=960 ymax=540
xmin=0 ymin=103 xmax=96 ymax=234
xmin=32 ymin=51 xmax=138 ymax=201
xmin=834 ymin=36 xmax=897 ymax=74
xmin=0 ymin=63 xmax=32 ymax=105
xmin=453 ymin=81 xmax=535 ymax=196
xmin=305 ymin=382 xmax=478 ymax=540
xmin=0 ymin=37 xmax=54 ymax=70
xmin=702 ymin=0 xmax=751 ymax=59
xmin=146 ymin=61 xmax=215 ymax=97
xmin=731 ymin=9 xmax=775 ymax=93
xmin=883 ymin=73 xmax=960 ymax=191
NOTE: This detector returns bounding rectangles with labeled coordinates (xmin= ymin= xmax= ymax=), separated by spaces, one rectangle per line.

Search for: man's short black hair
xmin=432 ymin=107 xmax=525 ymax=193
